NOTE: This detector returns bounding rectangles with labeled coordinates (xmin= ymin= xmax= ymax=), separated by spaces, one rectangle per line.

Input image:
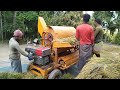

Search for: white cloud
xmin=83 ymin=11 xmax=94 ymax=16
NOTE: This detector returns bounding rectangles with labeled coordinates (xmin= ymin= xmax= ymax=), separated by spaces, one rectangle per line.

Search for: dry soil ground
xmin=0 ymin=43 xmax=30 ymax=72
xmin=0 ymin=43 xmax=78 ymax=76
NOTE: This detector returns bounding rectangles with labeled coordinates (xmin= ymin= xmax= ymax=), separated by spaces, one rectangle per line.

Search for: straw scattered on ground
xmin=75 ymin=43 xmax=120 ymax=79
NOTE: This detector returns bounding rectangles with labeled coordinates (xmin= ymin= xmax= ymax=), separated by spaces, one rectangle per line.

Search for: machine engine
xmin=25 ymin=47 xmax=51 ymax=66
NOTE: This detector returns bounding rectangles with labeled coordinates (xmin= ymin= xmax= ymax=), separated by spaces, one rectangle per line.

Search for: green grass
xmin=61 ymin=73 xmax=73 ymax=79
xmin=0 ymin=72 xmax=44 ymax=79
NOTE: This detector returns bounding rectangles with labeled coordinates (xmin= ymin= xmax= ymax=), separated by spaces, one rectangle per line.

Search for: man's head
xmin=83 ymin=14 xmax=91 ymax=23
xmin=94 ymin=18 xmax=102 ymax=25
xmin=13 ymin=29 xmax=23 ymax=41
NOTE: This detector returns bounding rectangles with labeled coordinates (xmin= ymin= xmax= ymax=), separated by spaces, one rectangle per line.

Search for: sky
xmin=83 ymin=11 xmax=94 ymax=16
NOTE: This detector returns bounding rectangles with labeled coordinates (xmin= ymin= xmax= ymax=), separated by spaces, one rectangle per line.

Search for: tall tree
xmin=50 ymin=11 xmax=83 ymax=27
xmin=13 ymin=11 xmax=17 ymax=31
xmin=113 ymin=11 xmax=120 ymax=32
xmin=0 ymin=11 xmax=3 ymax=43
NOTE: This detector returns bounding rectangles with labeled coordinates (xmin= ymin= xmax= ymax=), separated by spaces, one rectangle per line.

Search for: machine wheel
xmin=27 ymin=61 xmax=34 ymax=71
xmin=48 ymin=69 xmax=62 ymax=79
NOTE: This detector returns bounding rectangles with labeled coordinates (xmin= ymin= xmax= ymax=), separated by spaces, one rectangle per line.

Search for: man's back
xmin=76 ymin=24 xmax=94 ymax=45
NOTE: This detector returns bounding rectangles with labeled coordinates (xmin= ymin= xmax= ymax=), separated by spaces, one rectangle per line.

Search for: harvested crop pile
xmin=0 ymin=72 xmax=44 ymax=79
xmin=75 ymin=43 xmax=120 ymax=79
xmin=56 ymin=36 xmax=78 ymax=45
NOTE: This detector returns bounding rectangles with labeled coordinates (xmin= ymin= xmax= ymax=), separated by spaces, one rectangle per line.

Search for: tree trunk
xmin=0 ymin=11 xmax=3 ymax=43
xmin=0 ymin=11 xmax=1 ymax=40
xmin=13 ymin=11 xmax=17 ymax=31
xmin=3 ymin=11 xmax=6 ymax=40
xmin=118 ymin=27 xmax=120 ymax=33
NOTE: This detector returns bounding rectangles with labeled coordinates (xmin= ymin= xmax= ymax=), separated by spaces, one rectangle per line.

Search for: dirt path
xmin=0 ymin=44 xmax=30 ymax=68
xmin=0 ymin=43 xmax=119 ymax=66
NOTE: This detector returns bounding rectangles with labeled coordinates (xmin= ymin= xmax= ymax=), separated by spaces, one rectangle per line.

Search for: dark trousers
xmin=77 ymin=44 xmax=93 ymax=73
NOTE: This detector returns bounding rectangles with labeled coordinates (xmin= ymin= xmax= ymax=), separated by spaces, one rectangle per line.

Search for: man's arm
xmin=14 ymin=44 xmax=28 ymax=57
xmin=91 ymin=28 xmax=94 ymax=45
xmin=94 ymin=27 xmax=100 ymax=38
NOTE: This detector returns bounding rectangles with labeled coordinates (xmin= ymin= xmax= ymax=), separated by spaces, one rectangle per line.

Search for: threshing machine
xmin=25 ymin=17 xmax=79 ymax=79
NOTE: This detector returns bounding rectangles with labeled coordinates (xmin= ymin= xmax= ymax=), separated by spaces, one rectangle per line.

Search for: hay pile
xmin=56 ymin=36 xmax=78 ymax=45
xmin=75 ymin=43 xmax=120 ymax=79
xmin=0 ymin=72 xmax=44 ymax=79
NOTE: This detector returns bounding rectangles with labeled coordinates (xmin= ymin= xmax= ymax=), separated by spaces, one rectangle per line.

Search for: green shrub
xmin=0 ymin=72 xmax=44 ymax=79
xmin=0 ymin=72 xmax=23 ymax=79
xmin=112 ymin=32 xmax=120 ymax=45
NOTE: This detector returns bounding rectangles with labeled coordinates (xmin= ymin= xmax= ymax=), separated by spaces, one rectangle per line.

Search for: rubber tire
xmin=48 ymin=69 xmax=62 ymax=79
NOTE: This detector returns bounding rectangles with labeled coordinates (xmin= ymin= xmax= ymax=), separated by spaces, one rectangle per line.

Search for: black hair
xmin=95 ymin=18 xmax=102 ymax=25
xmin=83 ymin=14 xmax=90 ymax=23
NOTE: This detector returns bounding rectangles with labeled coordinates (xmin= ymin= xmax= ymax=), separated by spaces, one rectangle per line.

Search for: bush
xmin=103 ymin=29 xmax=113 ymax=42
xmin=103 ymin=29 xmax=120 ymax=45
xmin=112 ymin=32 xmax=120 ymax=45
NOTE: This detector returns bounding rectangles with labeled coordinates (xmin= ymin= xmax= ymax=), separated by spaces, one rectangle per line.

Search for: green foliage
xmin=0 ymin=11 xmax=56 ymax=42
xmin=17 ymin=11 xmax=39 ymax=32
xmin=1 ymin=11 xmax=120 ymax=45
xmin=0 ymin=72 xmax=23 ymax=79
xmin=93 ymin=11 xmax=116 ymax=34
xmin=50 ymin=11 xmax=83 ymax=28
xmin=61 ymin=73 xmax=73 ymax=79
xmin=103 ymin=28 xmax=120 ymax=45
xmin=112 ymin=32 xmax=120 ymax=45
xmin=103 ymin=29 xmax=113 ymax=42
xmin=92 ymin=11 xmax=120 ymax=44
xmin=93 ymin=11 xmax=114 ymax=23
xmin=0 ymin=11 xmax=84 ymax=42
xmin=0 ymin=72 xmax=44 ymax=79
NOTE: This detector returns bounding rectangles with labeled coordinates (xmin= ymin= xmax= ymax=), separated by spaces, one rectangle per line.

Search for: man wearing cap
xmin=9 ymin=29 xmax=33 ymax=73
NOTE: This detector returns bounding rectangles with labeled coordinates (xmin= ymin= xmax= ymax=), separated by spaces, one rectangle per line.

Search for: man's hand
xmin=27 ymin=54 xmax=34 ymax=60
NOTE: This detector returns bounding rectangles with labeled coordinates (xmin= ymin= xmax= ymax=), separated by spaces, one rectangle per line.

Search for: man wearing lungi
xmin=76 ymin=14 xmax=94 ymax=73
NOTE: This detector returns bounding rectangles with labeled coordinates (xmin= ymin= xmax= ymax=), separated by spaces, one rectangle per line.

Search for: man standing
xmin=93 ymin=18 xmax=104 ymax=57
xmin=9 ymin=29 xmax=33 ymax=73
xmin=76 ymin=14 xmax=94 ymax=73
